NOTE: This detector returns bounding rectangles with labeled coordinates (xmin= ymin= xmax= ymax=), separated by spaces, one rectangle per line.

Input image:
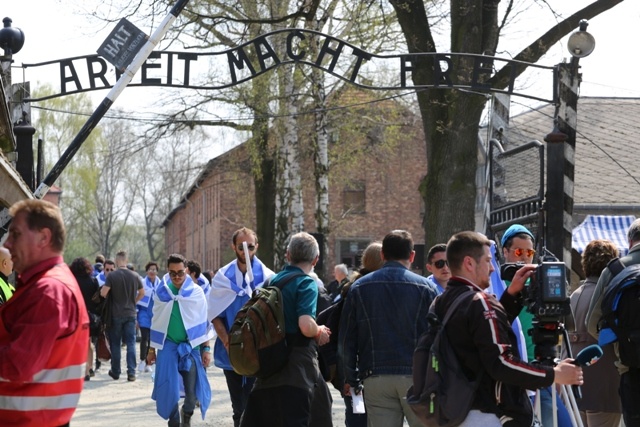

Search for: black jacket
xmin=434 ymin=277 xmax=554 ymax=426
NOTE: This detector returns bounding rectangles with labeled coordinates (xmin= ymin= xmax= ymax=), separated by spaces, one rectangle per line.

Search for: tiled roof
xmin=506 ymin=97 xmax=640 ymax=206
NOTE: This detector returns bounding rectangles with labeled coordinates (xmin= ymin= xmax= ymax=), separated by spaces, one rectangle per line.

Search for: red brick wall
xmin=165 ymin=94 xmax=428 ymax=279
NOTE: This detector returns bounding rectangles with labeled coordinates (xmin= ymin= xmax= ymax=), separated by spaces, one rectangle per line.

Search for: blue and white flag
xmin=150 ymin=274 xmax=214 ymax=350
xmin=486 ymin=240 xmax=528 ymax=363
xmin=138 ymin=275 xmax=162 ymax=308
xmin=207 ymin=256 xmax=275 ymax=321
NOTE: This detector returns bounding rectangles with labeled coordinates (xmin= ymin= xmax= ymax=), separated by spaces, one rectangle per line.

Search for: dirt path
xmin=73 ymin=348 xmax=347 ymax=426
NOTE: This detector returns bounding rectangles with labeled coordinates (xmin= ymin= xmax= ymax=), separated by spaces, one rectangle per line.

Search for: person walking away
xmin=338 ymin=230 xmax=438 ymax=427
xmin=100 ymin=250 xmax=144 ymax=381
xmin=319 ymin=241 xmax=384 ymax=427
xmin=0 ymin=199 xmax=89 ymax=426
xmin=69 ymin=257 xmax=101 ymax=381
xmin=240 ymin=232 xmax=332 ymax=427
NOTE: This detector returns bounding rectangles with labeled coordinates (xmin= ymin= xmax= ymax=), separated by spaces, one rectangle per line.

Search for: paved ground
xmin=72 ymin=347 xmax=347 ymax=426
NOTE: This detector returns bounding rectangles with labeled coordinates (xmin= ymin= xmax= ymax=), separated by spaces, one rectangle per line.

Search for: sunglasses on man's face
xmin=433 ymin=259 xmax=448 ymax=269
xmin=104 ymin=267 xmax=115 ymax=272
xmin=510 ymin=248 xmax=536 ymax=258
xmin=169 ymin=270 xmax=186 ymax=278
xmin=237 ymin=244 xmax=256 ymax=252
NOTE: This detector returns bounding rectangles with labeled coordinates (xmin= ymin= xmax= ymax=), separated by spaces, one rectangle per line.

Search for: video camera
xmin=500 ymin=261 xmax=571 ymax=321
xmin=500 ymin=260 xmax=572 ymax=362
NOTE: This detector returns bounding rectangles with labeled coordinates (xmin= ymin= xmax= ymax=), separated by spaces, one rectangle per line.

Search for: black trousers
xmin=620 ymin=368 xmax=640 ymax=427
xmin=224 ymin=369 xmax=256 ymax=427
xmin=240 ymin=373 xmax=333 ymax=427
xmin=139 ymin=327 xmax=151 ymax=361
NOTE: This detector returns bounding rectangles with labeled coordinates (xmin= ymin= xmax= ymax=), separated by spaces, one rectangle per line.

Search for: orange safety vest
xmin=0 ymin=265 xmax=89 ymax=426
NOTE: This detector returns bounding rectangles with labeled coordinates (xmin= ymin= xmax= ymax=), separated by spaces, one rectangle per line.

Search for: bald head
xmin=0 ymin=247 xmax=13 ymax=277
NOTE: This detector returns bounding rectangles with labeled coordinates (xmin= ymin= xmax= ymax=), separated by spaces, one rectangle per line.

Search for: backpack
xmin=228 ymin=272 xmax=305 ymax=378
xmin=598 ymin=259 xmax=640 ymax=368
xmin=406 ymin=291 xmax=481 ymax=427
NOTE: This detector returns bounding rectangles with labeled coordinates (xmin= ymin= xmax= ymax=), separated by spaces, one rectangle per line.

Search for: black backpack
xmin=406 ymin=291 xmax=481 ymax=427
xmin=599 ymin=259 xmax=640 ymax=368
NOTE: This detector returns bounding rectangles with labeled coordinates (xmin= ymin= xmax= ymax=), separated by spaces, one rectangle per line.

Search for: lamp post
xmin=0 ymin=17 xmax=25 ymax=121
xmin=544 ymin=20 xmax=595 ymax=264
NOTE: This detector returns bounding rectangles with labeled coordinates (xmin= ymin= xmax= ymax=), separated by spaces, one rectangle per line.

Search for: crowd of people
xmin=0 ymin=198 xmax=636 ymax=426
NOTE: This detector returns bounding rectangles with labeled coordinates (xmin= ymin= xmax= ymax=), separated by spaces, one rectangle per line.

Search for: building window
xmin=343 ymin=181 xmax=365 ymax=214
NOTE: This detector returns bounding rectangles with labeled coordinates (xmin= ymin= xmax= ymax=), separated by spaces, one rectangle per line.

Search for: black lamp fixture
xmin=0 ymin=17 xmax=25 ymax=60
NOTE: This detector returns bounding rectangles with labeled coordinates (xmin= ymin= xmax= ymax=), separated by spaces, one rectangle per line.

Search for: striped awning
xmin=572 ymin=215 xmax=636 ymax=256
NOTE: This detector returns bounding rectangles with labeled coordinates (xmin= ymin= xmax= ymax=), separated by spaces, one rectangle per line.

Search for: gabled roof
xmin=162 ymin=143 xmax=247 ymax=226
xmin=506 ymin=97 xmax=640 ymax=206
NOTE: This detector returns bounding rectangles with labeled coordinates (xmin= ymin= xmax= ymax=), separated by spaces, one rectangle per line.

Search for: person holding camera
xmin=501 ymin=224 xmax=572 ymax=427
xmin=434 ymin=231 xmax=583 ymax=426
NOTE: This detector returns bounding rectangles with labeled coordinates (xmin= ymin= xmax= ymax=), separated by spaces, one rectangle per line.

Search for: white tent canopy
xmin=572 ymin=215 xmax=636 ymax=257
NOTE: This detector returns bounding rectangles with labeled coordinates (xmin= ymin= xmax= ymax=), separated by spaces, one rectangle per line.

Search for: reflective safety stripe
xmin=0 ymin=392 xmax=82 ymax=411
xmin=31 ymin=363 xmax=86 ymax=383
xmin=0 ymin=363 xmax=85 ymax=384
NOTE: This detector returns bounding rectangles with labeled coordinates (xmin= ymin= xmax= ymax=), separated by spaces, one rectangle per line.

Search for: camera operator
xmin=434 ymin=231 xmax=583 ymax=427
xmin=501 ymin=224 xmax=572 ymax=427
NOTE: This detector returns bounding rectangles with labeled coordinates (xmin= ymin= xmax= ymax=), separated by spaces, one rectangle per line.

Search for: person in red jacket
xmin=0 ymin=199 xmax=89 ymax=427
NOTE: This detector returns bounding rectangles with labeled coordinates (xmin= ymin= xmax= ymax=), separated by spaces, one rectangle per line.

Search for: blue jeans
xmin=168 ymin=356 xmax=197 ymax=427
xmin=109 ymin=316 xmax=137 ymax=377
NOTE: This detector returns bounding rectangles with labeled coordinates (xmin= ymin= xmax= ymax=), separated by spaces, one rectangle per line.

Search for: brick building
xmin=163 ymin=91 xmax=429 ymax=279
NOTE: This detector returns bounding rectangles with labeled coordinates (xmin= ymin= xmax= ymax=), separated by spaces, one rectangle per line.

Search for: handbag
xmin=89 ymin=312 xmax=102 ymax=336
xmin=91 ymin=288 xmax=101 ymax=304
xmin=96 ymin=327 xmax=111 ymax=361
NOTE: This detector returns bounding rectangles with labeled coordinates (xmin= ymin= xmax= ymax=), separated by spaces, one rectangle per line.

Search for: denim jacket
xmin=338 ymin=261 xmax=438 ymax=386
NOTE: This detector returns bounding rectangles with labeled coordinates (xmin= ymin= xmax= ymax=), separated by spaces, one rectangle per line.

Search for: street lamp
xmin=545 ymin=20 xmax=595 ymax=267
xmin=0 ymin=17 xmax=24 ymax=59
xmin=567 ymin=20 xmax=596 ymax=59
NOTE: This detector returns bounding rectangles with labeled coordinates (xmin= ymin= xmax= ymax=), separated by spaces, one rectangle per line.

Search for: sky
xmin=2 ymin=0 xmax=640 ymax=147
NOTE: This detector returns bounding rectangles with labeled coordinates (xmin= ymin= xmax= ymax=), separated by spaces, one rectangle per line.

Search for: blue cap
xmin=501 ymin=224 xmax=535 ymax=248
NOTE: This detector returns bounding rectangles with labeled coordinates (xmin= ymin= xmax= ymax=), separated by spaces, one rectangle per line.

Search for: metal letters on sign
xmin=23 ymin=29 xmax=555 ymax=103
xmin=97 ymin=18 xmax=148 ymax=72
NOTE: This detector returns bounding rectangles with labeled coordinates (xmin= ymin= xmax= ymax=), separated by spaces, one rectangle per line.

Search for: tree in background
xmin=32 ymin=87 xmax=204 ymax=262
xmin=77 ymin=0 xmax=624 ymax=265
xmin=387 ymin=0 xmax=623 ymax=247
xmin=130 ymin=128 xmax=208 ymax=263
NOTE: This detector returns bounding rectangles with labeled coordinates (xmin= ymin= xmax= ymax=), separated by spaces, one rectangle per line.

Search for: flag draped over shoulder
xmin=486 ymin=241 xmax=529 ymax=363
xmin=207 ymin=256 xmax=275 ymax=321
xmin=150 ymin=275 xmax=214 ymax=350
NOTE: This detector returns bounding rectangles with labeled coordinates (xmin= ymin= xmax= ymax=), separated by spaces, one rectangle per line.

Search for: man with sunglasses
xmin=147 ymin=253 xmax=214 ymax=427
xmin=208 ymin=227 xmax=275 ymax=427
xmin=425 ymin=243 xmax=451 ymax=294
xmin=501 ymin=224 xmax=572 ymax=427
xmin=96 ymin=259 xmax=116 ymax=286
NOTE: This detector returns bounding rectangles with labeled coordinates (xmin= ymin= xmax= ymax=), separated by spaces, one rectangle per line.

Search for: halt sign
xmin=97 ymin=18 xmax=147 ymax=72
